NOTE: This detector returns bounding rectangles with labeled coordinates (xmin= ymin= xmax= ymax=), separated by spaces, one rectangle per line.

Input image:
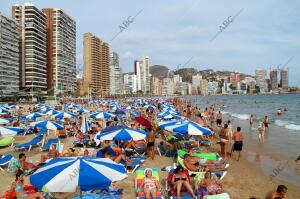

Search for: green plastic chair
xmin=0 ymin=137 xmax=15 ymax=147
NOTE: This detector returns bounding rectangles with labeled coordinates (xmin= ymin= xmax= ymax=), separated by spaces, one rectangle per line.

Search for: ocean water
xmin=189 ymin=94 xmax=300 ymax=157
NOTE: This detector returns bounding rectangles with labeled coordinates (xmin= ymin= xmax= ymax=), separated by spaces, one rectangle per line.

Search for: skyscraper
xmin=255 ymin=69 xmax=268 ymax=93
xmin=123 ymin=73 xmax=137 ymax=94
xmin=0 ymin=13 xmax=20 ymax=95
xmin=42 ymin=8 xmax=76 ymax=95
xmin=109 ymin=52 xmax=123 ymax=95
xmin=270 ymin=70 xmax=278 ymax=90
xmin=134 ymin=56 xmax=150 ymax=94
xmin=12 ymin=3 xmax=47 ymax=92
xmin=280 ymin=69 xmax=288 ymax=89
xmin=83 ymin=33 xmax=109 ymax=95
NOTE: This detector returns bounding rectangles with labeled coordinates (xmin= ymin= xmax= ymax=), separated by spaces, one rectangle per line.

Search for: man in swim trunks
xmin=216 ymin=111 xmax=223 ymax=126
xmin=147 ymin=129 xmax=156 ymax=160
xmin=232 ymin=127 xmax=244 ymax=161
xmin=263 ymin=116 xmax=269 ymax=128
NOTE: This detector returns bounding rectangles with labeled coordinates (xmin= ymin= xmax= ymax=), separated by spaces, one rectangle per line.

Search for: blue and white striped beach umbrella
xmin=158 ymin=111 xmax=183 ymax=120
xmin=0 ymin=126 xmax=24 ymax=137
xmin=95 ymin=125 xmax=148 ymax=141
xmin=0 ymin=118 xmax=12 ymax=125
xmin=45 ymin=109 xmax=59 ymax=115
xmin=26 ymin=112 xmax=44 ymax=120
xmin=0 ymin=106 xmax=9 ymax=113
xmin=80 ymin=115 xmax=90 ymax=134
xmin=32 ymin=120 xmax=63 ymax=130
xmin=90 ymin=112 xmax=115 ymax=119
xmin=75 ymin=108 xmax=90 ymax=114
xmin=30 ymin=157 xmax=127 ymax=192
xmin=161 ymin=120 xmax=212 ymax=136
xmin=52 ymin=111 xmax=76 ymax=120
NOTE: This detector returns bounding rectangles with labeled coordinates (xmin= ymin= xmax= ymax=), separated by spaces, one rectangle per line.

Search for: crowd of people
xmin=0 ymin=97 xmax=292 ymax=199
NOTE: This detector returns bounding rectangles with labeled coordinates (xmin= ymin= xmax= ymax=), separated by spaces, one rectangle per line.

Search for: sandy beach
xmin=1 ymin=132 xmax=300 ymax=198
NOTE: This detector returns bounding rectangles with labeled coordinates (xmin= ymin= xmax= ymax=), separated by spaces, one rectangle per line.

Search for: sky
xmin=1 ymin=0 xmax=300 ymax=86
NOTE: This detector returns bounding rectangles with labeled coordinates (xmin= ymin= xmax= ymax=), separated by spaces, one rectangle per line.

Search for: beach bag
xmin=2 ymin=189 xmax=17 ymax=199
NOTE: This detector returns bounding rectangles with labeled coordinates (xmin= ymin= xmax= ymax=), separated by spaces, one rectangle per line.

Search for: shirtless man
xmin=263 ymin=116 xmax=269 ymax=129
xmin=216 ymin=111 xmax=223 ymax=126
xmin=232 ymin=127 xmax=244 ymax=161
xmin=183 ymin=154 xmax=227 ymax=172
xmin=265 ymin=184 xmax=288 ymax=199
xmin=147 ymin=129 xmax=155 ymax=160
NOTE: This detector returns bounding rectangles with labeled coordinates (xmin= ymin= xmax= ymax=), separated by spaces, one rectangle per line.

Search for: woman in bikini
xmin=140 ymin=168 xmax=160 ymax=199
xmin=172 ymin=166 xmax=196 ymax=199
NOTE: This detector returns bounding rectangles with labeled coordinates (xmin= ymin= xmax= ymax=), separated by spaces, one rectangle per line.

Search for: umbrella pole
xmin=80 ymin=189 xmax=82 ymax=199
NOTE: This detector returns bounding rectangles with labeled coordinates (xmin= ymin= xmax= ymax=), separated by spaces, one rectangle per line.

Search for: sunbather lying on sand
xmin=183 ymin=154 xmax=227 ymax=172
xmin=41 ymin=144 xmax=60 ymax=162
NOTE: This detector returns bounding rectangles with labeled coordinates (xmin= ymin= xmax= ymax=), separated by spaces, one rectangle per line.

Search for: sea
xmin=188 ymin=93 xmax=300 ymax=186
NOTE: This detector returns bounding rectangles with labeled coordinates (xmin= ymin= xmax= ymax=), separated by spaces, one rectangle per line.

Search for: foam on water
xmin=275 ymin=120 xmax=300 ymax=131
xmin=231 ymin=113 xmax=250 ymax=120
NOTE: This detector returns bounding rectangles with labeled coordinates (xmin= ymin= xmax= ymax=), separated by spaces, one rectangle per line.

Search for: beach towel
xmin=135 ymin=168 xmax=162 ymax=199
xmin=177 ymin=149 xmax=217 ymax=161
xmin=203 ymin=193 xmax=230 ymax=199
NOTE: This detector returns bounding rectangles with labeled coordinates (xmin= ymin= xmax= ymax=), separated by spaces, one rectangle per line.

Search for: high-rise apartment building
xmin=280 ymin=70 xmax=288 ymax=90
xmin=134 ymin=56 xmax=150 ymax=94
xmin=12 ymin=3 xmax=47 ymax=92
xmin=83 ymin=33 xmax=109 ymax=95
xmin=151 ymin=76 xmax=162 ymax=96
xmin=229 ymin=73 xmax=240 ymax=88
xmin=270 ymin=70 xmax=278 ymax=90
xmin=0 ymin=13 xmax=20 ymax=95
xmin=42 ymin=8 xmax=76 ymax=95
xmin=123 ymin=73 xmax=137 ymax=94
xmin=255 ymin=69 xmax=268 ymax=93
xmin=109 ymin=52 xmax=122 ymax=95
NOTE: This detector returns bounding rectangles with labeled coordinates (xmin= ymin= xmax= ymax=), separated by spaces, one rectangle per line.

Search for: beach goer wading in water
xmin=258 ymin=122 xmax=266 ymax=143
xmin=263 ymin=116 xmax=269 ymax=129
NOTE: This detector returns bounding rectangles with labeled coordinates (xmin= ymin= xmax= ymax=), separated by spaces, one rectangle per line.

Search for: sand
xmin=1 ymin=133 xmax=300 ymax=199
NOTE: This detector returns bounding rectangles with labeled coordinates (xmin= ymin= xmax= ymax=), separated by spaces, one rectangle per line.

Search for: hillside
xmin=149 ymin=65 xmax=169 ymax=79
xmin=174 ymin=68 xmax=198 ymax=83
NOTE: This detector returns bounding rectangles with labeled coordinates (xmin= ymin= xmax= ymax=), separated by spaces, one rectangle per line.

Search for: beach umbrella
xmin=158 ymin=111 xmax=182 ymax=119
xmin=26 ymin=112 xmax=44 ymax=120
xmin=52 ymin=111 xmax=76 ymax=120
xmin=125 ymin=106 xmax=136 ymax=110
xmin=158 ymin=120 xmax=182 ymax=128
xmin=75 ymin=108 xmax=90 ymax=114
xmin=95 ymin=125 xmax=148 ymax=142
xmin=80 ymin=115 xmax=90 ymax=134
xmin=32 ymin=120 xmax=63 ymax=130
xmin=90 ymin=112 xmax=115 ymax=119
xmin=0 ymin=106 xmax=9 ymax=113
xmin=30 ymin=157 xmax=127 ymax=192
xmin=45 ymin=109 xmax=59 ymax=115
xmin=0 ymin=118 xmax=12 ymax=125
xmin=161 ymin=120 xmax=212 ymax=136
xmin=135 ymin=115 xmax=152 ymax=129
xmin=144 ymin=104 xmax=156 ymax=109
xmin=0 ymin=126 xmax=24 ymax=137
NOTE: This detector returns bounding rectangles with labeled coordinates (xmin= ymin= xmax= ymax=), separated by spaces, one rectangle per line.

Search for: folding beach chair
xmin=41 ymin=138 xmax=59 ymax=151
xmin=0 ymin=137 xmax=15 ymax=147
xmin=135 ymin=168 xmax=163 ymax=199
xmin=14 ymin=135 xmax=43 ymax=152
xmin=165 ymin=168 xmax=194 ymax=199
xmin=157 ymin=145 xmax=176 ymax=158
xmin=0 ymin=154 xmax=13 ymax=171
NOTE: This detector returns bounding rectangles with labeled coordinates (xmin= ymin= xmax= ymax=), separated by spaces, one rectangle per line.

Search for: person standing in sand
xmin=147 ymin=129 xmax=156 ymax=160
xmin=227 ymin=120 xmax=233 ymax=155
xmin=232 ymin=127 xmax=244 ymax=161
xmin=258 ymin=122 xmax=266 ymax=143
